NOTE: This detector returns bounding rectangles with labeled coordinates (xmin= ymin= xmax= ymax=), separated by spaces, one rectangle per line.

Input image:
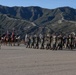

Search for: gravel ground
xmin=0 ymin=45 xmax=76 ymax=75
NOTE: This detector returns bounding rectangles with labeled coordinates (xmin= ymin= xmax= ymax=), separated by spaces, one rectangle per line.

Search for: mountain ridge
xmin=0 ymin=5 xmax=76 ymax=39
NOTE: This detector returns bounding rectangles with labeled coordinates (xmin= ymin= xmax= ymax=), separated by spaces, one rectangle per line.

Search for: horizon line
xmin=0 ymin=4 xmax=76 ymax=10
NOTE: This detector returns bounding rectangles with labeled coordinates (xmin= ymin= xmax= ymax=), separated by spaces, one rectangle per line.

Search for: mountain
xmin=0 ymin=5 xmax=76 ymax=39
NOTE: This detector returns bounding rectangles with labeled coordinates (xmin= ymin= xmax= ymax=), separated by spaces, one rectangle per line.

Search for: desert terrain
xmin=0 ymin=45 xmax=76 ymax=75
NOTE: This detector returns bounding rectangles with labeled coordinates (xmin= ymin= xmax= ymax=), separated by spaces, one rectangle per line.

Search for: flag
xmin=12 ymin=31 xmax=14 ymax=37
xmin=6 ymin=30 xmax=9 ymax=36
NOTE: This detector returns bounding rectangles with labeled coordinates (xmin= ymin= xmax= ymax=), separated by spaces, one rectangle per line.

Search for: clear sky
xmin=0 ymin=0 xmax=76 ymax=9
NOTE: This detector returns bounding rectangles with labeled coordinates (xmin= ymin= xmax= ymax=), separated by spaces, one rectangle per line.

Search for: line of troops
xmin=0 ymin=31 xmax=76 ymax=50
xmin=0 ymin=32 xmax=20 ymax=46
xmin=25 ymin=32 xmax=76 ymax=50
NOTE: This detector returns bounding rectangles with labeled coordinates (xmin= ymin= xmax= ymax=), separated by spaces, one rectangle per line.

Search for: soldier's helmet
xmin=71 ymin=32 xmax=75 ymax=36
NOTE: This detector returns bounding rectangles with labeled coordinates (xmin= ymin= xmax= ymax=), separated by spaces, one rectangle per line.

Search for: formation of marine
xmin=25 ymin=32 xmax=76 ymax=50
xmin=0 ymin=30 xmax=20 ymax=46
xmin=0 ymin=31 xmax=76 ymax=50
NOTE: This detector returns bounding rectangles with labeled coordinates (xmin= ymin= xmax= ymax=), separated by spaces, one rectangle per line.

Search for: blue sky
xmin=0 ymin=0 xmax=76 ymax=9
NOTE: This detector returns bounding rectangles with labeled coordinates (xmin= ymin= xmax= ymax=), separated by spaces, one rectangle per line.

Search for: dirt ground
xmin=0 ymin=45 xmax=76 ymax=75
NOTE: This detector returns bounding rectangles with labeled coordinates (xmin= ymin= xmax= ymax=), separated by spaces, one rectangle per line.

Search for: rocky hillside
xmin=0 ymin=5 xmax=76 ymax=38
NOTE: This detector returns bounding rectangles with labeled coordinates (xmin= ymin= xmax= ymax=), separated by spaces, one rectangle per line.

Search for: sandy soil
xmin=0 ymin=45 xmax=76 ymax=75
